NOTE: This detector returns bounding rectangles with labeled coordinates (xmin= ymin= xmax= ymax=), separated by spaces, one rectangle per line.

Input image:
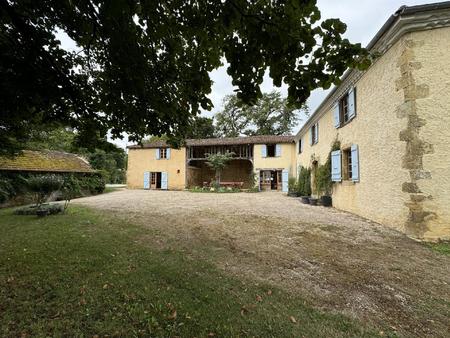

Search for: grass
xmin=0 ymin=206 xmax=387 ymax=337
xmin=103 ymin=187 xmax=120 ymax=194
xmin=427 ymin=242 xmax=450 ymax=256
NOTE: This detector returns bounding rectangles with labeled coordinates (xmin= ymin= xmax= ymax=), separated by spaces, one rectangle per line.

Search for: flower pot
xmin=309 ymin=198 xmax=318 ymax=206
xmin=320 ymin=196 xmax=332 ymax=207
xmin=301 ymin=196 xmax=310 ymax=204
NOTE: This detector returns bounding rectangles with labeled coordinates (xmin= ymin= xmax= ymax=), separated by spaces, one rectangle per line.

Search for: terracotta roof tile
xmin=0 ymin=150 xmax=95 ymax=173
xmin=128 ymin=135 xmax=295 ymax=149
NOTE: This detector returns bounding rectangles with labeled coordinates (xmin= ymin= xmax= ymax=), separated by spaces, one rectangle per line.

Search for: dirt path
xmin=74 ymin=190 xmax=450 ymax=337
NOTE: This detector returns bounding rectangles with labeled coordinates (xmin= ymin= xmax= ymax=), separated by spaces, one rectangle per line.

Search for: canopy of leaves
xmin=0 ymin=0 xmax=370 ymax=155
xmin=185 ymin=117 xmax=216 ymax=139
xmin=205 ymin=151 xmax=235 ymax=183
xmin=216 ymin=91 xmax=305 ymax=136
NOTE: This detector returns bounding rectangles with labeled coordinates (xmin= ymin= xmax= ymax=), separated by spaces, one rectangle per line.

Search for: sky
xmin=57 ymin=0 xmax=446 ymax=149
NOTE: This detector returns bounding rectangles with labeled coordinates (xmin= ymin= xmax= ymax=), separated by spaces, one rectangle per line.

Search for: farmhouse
xmin=127 ymin=2 xmax=450 ymax=241
xmin=127 ymin=135 xmax=297 ymax=192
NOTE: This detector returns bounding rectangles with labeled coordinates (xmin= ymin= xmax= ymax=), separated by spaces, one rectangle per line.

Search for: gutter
xmin=295 ymin=1 xmax=450 ymax=139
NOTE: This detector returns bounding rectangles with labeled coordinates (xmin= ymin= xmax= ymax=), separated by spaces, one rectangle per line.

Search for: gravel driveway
xmin=74 ymin=189 xmax=450 ymax=337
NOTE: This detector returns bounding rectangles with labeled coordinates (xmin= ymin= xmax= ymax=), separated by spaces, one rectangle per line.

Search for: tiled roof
xmin=0 ymin=150 xmax=95 ymax=173
xmin=128 ymin=135 xmax=295 ymax=149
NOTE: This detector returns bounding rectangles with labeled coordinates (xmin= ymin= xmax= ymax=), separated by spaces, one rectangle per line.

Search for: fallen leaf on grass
xmin=256 ymin=295 xmax=263 ymax=302
xmin=289 ymin=316 xmax=297 ymax=323
xmin=267 ymin=290 xmax=272 ymax=296
xmin=168 ymin=310 xmax=177 ymax=320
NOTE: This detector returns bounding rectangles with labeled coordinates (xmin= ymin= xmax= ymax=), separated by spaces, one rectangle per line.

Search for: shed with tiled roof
xmin=0 ymin=150 xmax=95 ymax=174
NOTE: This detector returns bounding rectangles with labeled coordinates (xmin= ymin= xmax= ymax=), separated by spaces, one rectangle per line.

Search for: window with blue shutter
xmin=261 ymin=145 xmax=267 ymax=158
xmin=310 ymin=123 xmax=319 ymax=145
xmin=155 ymin=148 xmax=160 ymax=160
xmin=282 ymin=169 xmax=289 ymax=192
xmin=331 ymin=150 xmax=342 ymax=182
xmin=275 ymin=144 xmax=281 ymax=157
xmin=143 ymin=172 xmax=150 ymax=189
xmin=166 ymin=148 xmax=171 ymax=159
xmin=333 ymin=103 xmax=341 ymax=128
xmin=161 ymin=172 xmax=168 ymax=190
xmin=351 ymin=144 xmax=359 ymax=182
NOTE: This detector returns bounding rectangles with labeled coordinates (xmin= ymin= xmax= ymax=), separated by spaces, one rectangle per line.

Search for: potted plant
xmin=287 ymin=177 xmax=299 ymax=197
xmin=297 ymin=166 xmax=312 ymax=204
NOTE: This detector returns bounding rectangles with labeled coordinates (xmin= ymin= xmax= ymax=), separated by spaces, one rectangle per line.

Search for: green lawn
xmin=427 ymin=242 xmax=450 ymax=256
xmin=0 ymin=206 xmax=388 ymax=337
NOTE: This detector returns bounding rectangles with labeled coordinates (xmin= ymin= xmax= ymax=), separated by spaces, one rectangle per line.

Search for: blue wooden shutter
xmin=143 ymin=172 xmax=150 ymax=189
xmin=161 ymin=172 xmax=168 ymax=190
xmin=351 ymin=144 xmax=359 ymax=182
xmin=166 ymin=148 xmax=171 ymax=159
xmin=156 ymin=148 xmax=160 ymax=160
xmin=348 ymin=87 xmax=356 ymax=120
xmin=331 ymin=150 xmax=342 ymax=182
xmin=315 ymin=123 xmax=319 ymax=143
xmin=282 ymin=169 xmax=289 ymax=192
xmin=309 ymin=128 xmax=313 ymax=145
xmin=261 ymin=145 xmax=267 ymax=158
xmin=275 ymin=144 xmax=281 ymax=157
xmin=333 ymin=103 xmax=341 ymax=128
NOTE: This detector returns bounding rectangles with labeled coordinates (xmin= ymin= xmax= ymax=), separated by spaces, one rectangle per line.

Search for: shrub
xmin=79 ymin=174 xmax=105 ymax=194
xmin=61 ymin=175 xmax=81 ymax=211
xmin=297 ymin=166 xmax=312 ymax=196
xmin=14 ymin=203 xmax=63 ymax=216
xmin=288 ymin=177 xmax=297 ymax=193
xmin=27 ymin=175 xmax=63 ymax=206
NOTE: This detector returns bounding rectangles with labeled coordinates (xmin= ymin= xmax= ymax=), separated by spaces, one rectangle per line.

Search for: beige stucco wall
xmin=296 ymin=34 xmax=411 ymax=232
xmin=410 ymin=27 xmax=450 ymax=241
xmin=253 ymin=143 xmax=297 ymax=179
xmin=127 ymin=148 xmax=186 ymax=190
xmin=295 ymin=27 xmax=450 ymax=240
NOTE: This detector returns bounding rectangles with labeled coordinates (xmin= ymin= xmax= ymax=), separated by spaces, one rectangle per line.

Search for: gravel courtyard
xmin=74 ymin=190 xmax=450 ymax=337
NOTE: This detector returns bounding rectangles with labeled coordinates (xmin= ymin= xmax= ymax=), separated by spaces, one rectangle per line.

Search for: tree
xmin=205 ymin=151 xmax=235 ymax=186
xmin=216 ymin=91 xmax=305 ymax=136
xmin=0 ymin=0 xmax=371 ymax=155
xmin=215 ymin=95 xmax=249 ymax=137
xmin=185 ymin=117 xmax=216 ymax=139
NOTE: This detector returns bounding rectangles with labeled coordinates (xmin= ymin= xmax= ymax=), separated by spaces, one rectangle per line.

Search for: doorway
xmin=260 ymin=170 xmax=282 ymax=191
xmin=151 ymin=172 xmax=162 ymax=189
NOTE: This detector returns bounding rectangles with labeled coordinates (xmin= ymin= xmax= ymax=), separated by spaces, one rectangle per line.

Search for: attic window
xmin=266 ymin=144 xmax=276 ymax=157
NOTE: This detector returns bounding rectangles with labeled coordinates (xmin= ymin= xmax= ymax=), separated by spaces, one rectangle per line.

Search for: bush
xmin=27 ymin=174 xmax=63 ymax=206
xmin=297 ymin=166 xmax=312 ymax=196
xmin=288 ymin=177 xmax=297 ymax=193
xmin=14 ymin=203 xmax=63 ymax=216
xmin=78 ymin=174 xmax=105 ymax=194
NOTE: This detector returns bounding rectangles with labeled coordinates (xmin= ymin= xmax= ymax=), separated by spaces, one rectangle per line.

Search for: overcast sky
xmin=58 ymin=0 xmax=445 ymax=149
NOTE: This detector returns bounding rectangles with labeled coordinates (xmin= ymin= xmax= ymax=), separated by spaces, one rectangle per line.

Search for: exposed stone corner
xmin=396 ymin=38 xmax=436 ymax=238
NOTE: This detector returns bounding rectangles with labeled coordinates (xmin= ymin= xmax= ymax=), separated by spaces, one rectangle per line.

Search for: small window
xmin=298 ymin=139 xmax=302 ymax=154
xmin=342 ymin=148 xmax=352 ymax=180
xmin=159 ymin=148 xmax=167 ymax=159
xmin=266 ymin=144 xmax=276 ymax=157
xmin=340 ymin=95 xmax=350 ymax=123
xmin=311 ymin=124 xmax=318 ymax=145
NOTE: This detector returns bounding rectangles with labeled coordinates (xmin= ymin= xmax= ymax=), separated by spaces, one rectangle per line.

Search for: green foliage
xmin=185 ymin=117 xmax=216 ymax=139
xmin=78 ymin=175 xmax=106 ymax=195
xmin=0 ymin=0 xmax=370 ymax=155
xmin=27 ymin=175 xmax=63 ymax=206
xmin=288 ymin=177 xmax=297 ymax=193
xmin=87 ymin=149 xmax=126 ymax=184
xmin=205 ymin=151 xmax=235 ymax=184
xmin=427 ymin=242 xmax=450 ymax=256
xmin=0 ymin=173 xmax=104 ymax=207
xmin=14 ymin=203 xmax=63 ymax=216
xmin=216 ymin=91 xmax=306 ymax=137
xmin=189 ymin=186 xmax=241 ymax=193
xmin=297 ymin=166 xmax=312 ymax=197
xmin=61 ymin=175 xmax=81 ymax=211
xmin=316 ymin=140 xmax=341 ymax=197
